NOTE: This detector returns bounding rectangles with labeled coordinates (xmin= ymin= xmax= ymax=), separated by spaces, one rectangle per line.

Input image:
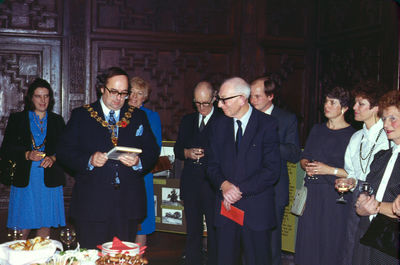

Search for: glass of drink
xmin=60 ymin=227 xmax=77 ymax=250
xmin=7 ymin=227 xmax=23 ymax=241
xmin=336 ymin=180 xmax=351 ymax=203
xmin=193 ymin=147 xmax=204 ymax=165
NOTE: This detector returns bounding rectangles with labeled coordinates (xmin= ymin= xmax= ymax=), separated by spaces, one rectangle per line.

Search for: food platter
xmin=0 ymin=238 xmax=62 ymax=265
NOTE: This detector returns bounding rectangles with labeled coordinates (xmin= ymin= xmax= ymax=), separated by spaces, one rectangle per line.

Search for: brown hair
xmin=378 ymin=90 xmax=400 ymax=116
xmin=352 ymin=80 xmax=387 ymax=108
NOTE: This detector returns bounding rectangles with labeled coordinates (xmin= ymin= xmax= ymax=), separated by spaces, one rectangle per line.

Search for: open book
xmin=107 ymin=146 xmax=142 ymax=160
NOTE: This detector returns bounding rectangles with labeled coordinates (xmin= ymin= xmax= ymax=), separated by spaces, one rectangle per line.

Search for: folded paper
xmin=220 ymin=201 xmax=244 ymax=226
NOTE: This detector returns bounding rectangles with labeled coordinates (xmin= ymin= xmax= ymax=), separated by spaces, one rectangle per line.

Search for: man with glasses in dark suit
xmin=208 ymin=77 xmax=280 ymax=265
xmin=57 ymin=67 xmax=159 ymax=248
xmin=174 ymin=81 xmax=220 ymax=265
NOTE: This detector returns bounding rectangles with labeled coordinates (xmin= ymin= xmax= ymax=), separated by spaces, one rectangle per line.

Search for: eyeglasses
xmin=216 ymin=95 xmax=241 ymax=104
xmin=104 ymin=85 xmax=129 ymax=99
xmin=193 ymin=100 xmax=213 ymax=107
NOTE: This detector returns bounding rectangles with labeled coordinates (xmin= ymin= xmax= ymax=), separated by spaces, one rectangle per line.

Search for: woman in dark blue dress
xmin=295 ymin=87 xmax=355 ymax=265
xmin=0 ymin=78 xmax=66 ymax=239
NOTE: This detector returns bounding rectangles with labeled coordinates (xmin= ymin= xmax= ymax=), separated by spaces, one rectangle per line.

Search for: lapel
xmin=237 ymin=109 xmax=258 ymax=159
xmin=22 ymin=111 xmax=32 ymax=145
xmin=223 ymin=116 xmax=236 ymax=161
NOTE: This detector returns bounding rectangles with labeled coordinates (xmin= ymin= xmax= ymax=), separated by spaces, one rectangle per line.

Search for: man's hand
xmin=118 ymin=153 xmax=139 ymax=167
xmin=184 ymin=148 xmax=205 ymax=160
xmin=220 ymin=180 xmax=242 ymax=205
xmin=91 ymin=152 xmax=108 ymax=167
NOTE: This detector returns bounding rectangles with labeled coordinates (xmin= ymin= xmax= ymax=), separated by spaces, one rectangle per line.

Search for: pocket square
xmin=136 ymin=124 xmax=143 ymax=136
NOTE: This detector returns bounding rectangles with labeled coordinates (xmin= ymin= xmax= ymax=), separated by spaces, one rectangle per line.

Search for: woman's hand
xmin=26 ymin=150 xmax=45 ymax=161
xmin=306 ymin=161 xmax=334 ymax=175
xmin=392 ymin=195 xmax=400 ymax=217
xmin=355 ymin=194 xmax=380 ymax=216
xmin=40 ymin=155 xmax=55 ymax=168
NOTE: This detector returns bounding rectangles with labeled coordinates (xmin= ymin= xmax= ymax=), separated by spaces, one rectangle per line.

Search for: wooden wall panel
xmin=0 ymin=0 xmax=62 ymax=34
xmin=91 ymin=41 xmax=234 ymax=140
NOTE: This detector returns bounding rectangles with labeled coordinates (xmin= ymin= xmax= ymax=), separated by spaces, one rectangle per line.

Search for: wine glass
xmin=193 ymin=147 xmax=204 ymax=165
xmin=7 ymin=227 xmax=23 ymax=241
xmin=336 ymin=181 xmax=351 ymax=203
xmin=60 ymin=227 xmax=77 ymax=250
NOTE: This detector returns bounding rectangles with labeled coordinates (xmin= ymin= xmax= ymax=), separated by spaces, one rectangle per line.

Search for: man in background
xmin=250 ymin=77 xmax=301 ymax=265
xmin=208 ymin=77 xmax=280 ymax=265
xmin=174 ymin=81 xmax=220 ymax=265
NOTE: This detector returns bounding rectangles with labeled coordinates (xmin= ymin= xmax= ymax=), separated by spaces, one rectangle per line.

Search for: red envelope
xmin=220 ymin=201 xmax=244 ymax=226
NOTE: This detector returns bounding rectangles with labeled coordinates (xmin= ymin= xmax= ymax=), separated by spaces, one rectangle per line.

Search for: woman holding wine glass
xmin=346 ymin=90 xmax=400 ymax=265
xmin=294 ymin=87 xmax=355 ymax=265
xmin=335 ymin=80 xmax=390 ymax=264
xmin=0 ymin=78 xmax=66 ymax=239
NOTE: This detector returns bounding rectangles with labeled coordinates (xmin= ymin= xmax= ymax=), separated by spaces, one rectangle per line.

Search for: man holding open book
xmin=57 ymin=67 xmax=159 ymax=248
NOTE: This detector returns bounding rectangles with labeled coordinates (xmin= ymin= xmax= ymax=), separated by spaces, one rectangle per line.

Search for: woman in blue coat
xmin=129 ymin=77 xmax=162 ymax=247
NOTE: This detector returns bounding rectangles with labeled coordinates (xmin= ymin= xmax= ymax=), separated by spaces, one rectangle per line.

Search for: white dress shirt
xmin=344 ymin=119 xmax=389 ymax=181
xmin=234 ymin=105 xmax=253 ymax=141
xmin=198 ymin=107 xmax=214 ymax=127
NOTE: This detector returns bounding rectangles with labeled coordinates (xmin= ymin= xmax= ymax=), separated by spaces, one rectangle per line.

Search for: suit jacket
xmin=0 ymin=111 xmax=66 ymax=187
xmin=271 ymin=106 xmax=301 ymax=208
xmin=174 ymin=109 xmax=221 ymax=200
xmin=56 ymin=101 xmax=159 ymax=222
xmin=207 ymin=108 xmax=281 ymax=231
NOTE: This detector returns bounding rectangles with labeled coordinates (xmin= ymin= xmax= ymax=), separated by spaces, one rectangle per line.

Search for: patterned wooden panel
xmin=264 ymin=0 xmax=308 ymax=39
xmin=92 ymin=41 xmax=234 ymax=140
xmin=318 ymin=0 xmax=382 ymax=37
xmin=263 ymin=48 xmax=309 ymax=143
xmin=0 ymin=0 xmax=62 ymax=34
xmin=92 ymin=0 xmax=232 ymax=35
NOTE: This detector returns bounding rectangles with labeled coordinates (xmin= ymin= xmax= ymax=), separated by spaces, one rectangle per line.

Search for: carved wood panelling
xmin=92 ymin=41 xmax=234 ymax=140
xmin=263 ymin=48 xmax=309 ymax=143
xmin=92 ymin=0 xmax=232 ymax=35
xmin=0 ymin=37 xmax=62 ymax=142
xmin=319 ymin=0 xmax=382 ymax=37
xmin=0 ymin=0 xmax=62 ymax=34
xmin=264 ymin=0 xmax=308 ymax=39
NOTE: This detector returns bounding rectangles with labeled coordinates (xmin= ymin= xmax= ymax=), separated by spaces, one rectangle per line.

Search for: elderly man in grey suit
xmin=250 ymin=77 xmax=301 ymax=265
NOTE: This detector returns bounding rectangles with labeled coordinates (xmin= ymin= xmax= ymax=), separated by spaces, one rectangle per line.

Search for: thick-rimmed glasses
xmin=104 ymin=85 xmax=129 ymax=99
xmin=216 ymin=95 xmax=241 ymax=104
xmin=193 ymin=100 xmax=213 ymax=107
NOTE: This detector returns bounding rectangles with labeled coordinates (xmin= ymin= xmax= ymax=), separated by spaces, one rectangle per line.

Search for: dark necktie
xmin=199 ymin=115 xmax=205 ymax=132
xmin=236 ymin=120 xmax=242 ymax=152
xmin=109 ymin=110 xmax=120 ymax=189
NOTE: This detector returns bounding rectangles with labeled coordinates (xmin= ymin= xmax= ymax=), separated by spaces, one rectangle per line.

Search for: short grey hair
xmin=222 ymin=77 xmax=250 ymax=99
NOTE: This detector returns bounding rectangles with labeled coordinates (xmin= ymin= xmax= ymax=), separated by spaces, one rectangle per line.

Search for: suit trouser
xmin=270 ymin=204 xmax=285 ymax=265
xmin=216 ymin=221 xmax=272 ymax=265
xmin=73 ymin=189 xmax=140 ymax=249
xmin=183 ymin=181 xmax=217 ymax=265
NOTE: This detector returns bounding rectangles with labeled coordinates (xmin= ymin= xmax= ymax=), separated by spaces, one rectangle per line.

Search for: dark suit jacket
xmin=174 ymin=109 xmax=221 ymax=200
xmin=207 ymin=108 xmax=281 ymax=231
xmin=0 ymin=111 xmax=66 ymax=187
xmin=271 ymin=106 xmax=300 ymax=208
xmin=56 ymin=101 xmax=159 ymax=222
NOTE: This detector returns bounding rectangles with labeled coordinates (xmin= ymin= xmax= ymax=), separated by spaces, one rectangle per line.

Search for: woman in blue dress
xmin=0 ymin=78 xmax=66 ymax=239
xmin=129 ymin=77 xmax=162 ymax=247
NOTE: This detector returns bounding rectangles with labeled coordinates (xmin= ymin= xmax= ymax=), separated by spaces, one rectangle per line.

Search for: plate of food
xmin=0 ymin=237 xmax=62 ymax=265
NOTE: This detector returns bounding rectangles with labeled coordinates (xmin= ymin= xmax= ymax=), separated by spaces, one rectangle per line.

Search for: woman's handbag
xmin=360 ymin=213 xmax=399 ymax=259
xmin=0 ymin=159 xmax=17 ymax=186
xmin=291 ymin=173 xmax=307 ymax=216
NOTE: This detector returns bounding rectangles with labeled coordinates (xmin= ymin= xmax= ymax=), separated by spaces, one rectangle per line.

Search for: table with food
xmin=0 ymin=236 xmax=148 ymax=265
